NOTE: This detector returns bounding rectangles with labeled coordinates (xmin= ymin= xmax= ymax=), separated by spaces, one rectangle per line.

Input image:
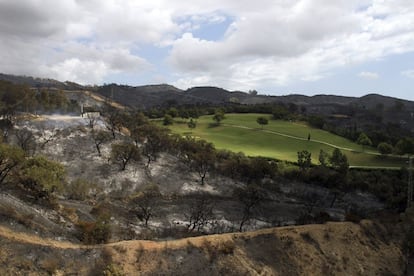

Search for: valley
xmin=163 ymin=113 xmax=407 ymax=168
xmin=0 ymin=76 xmax=412 ymax=274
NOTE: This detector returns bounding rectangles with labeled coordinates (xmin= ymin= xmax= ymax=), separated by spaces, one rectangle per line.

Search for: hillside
xmin=2 ymin=73 xmax=413 ymax=109
xmin=0 ymin=73 xmax=412 ymax=274
xmin=0 ymin=73 xmax=86 ymax=91
xmin=165 ymin=113 xmax=407 ymax=168
xmin=0 ymin=114 xmax=373 ymax=239
xmin=0 ymin=220 xmax=404 ymax=275
xmin=2 ymin=73 xmax=414 ymax=135
xmin=0 ymin=112 xmax=405 ymax=274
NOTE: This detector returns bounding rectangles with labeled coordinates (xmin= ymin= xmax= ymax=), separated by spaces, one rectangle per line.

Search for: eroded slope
xmin=0 ymin=220 xmax=404 ymax=275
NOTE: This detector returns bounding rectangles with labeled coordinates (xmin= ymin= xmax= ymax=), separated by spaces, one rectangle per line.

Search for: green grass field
xmin=162 ymin=113 xmax=407 ymax=168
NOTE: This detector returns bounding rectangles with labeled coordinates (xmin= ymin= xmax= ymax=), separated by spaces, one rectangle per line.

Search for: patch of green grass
xmin=162 ymin=113 xmax=406 ymax=168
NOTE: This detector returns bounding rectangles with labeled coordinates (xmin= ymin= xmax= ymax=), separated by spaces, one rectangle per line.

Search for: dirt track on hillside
xmin=0 ymin=220 xmax=405 ymax=275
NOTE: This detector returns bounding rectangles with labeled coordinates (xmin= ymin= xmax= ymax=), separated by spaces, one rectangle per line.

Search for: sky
xmin=0 ymin=0 xmax=414 ymax=100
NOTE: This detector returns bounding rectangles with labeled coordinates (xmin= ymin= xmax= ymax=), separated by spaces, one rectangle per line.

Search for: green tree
xmin=272 ymin=105 xmax=289 ymax=120
xmin=179 ymin=109 xmax=190 ymax=120
xmin=166 ymin=107 xmax=178 ymax=118
xmin=0 ymin=80 xmax=27 ymax=121
xmin=77 ymin=214 xmax=111 ymax=244
xmin=187 ymin=118 xmax=197 ymax=129
xmin=54 ymin=90 xmax=69 ymax=111
xmin=256 ymin=116 xmax=268 ymax=129
xmin=212 ymin=110 xmax=225 ymax=125
xmin=20 ymin=156 xmax=66 ymax=201
xmin=330 ymin=148 xmax=349 ymax=175
xmin=297 ymin=150 xmax=312 ymax=170
xmin=217 ymin=151 xmax=247 ymax=180
xmin=123 ymin=111 xmax=148 ymax=131
xmin=377 ymin=142 xmax=393 ymax=155
xmin=111 ymin=142 xmax=141 ymax=171
xmin=395 ymin=138 xmax=414 ymax=155
xmin=318 ymin=149 xmax=329 ymax=167
xmin=38 ymin=89 xmax=51 ymax=111
xmin=0 ymin=143 xmax=25 ymax=186
xmin=21 ymin=88 xmax=38 ymax=113
xmin=245 ymin=157 xmax=277 ymax=182
xmin=163 ymin=114 xmax=174 ymax=125
xmin=188 ymin=108 xmax=200 ymax=119
xmin=357 ymin=132 xmax=372 ymax=151
xmin=307 ymin=115 xmax=325 ymax=129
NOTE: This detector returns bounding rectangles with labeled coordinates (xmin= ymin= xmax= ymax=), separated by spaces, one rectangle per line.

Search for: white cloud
xmin=43 ymin=59 xmax=108 ymax=84
xmin=401 ymin=70 xmax=414 ymax=79
xmin=0 ymin=0 xmax=160 ymax=83
xmin=169 ymin=0 xmax=414 ymax=90
xmin=0 ymin=0 xmax=413 ymax=89
xmin=42 ymin=45 xmax=151 ymax=84
xmin=358 ymin=71 xmax=379 ymax=79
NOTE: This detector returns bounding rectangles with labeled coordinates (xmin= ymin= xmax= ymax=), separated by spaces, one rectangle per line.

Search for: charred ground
xmin=0 ymin=74 xmax=413 ymax=274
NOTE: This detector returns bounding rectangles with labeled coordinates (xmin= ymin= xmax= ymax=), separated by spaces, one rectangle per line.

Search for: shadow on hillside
xmin=243 ymin=233 xmax=301 ymax=275
xmin=208 ymin=122 xmax=221 ymax=128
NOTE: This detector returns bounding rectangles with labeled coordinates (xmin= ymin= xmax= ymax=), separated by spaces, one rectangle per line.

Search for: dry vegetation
xmin=0 ymin=220 xmax=404 ymax=275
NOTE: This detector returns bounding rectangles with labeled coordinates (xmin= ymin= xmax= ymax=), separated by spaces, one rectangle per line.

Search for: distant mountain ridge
xmin=1 ymin=73 xmax=413 ymax=111
xmin=2 ymin=72 xmax=414 ymax=153
xmin=0 ymin=73 xmax=86 ymax=91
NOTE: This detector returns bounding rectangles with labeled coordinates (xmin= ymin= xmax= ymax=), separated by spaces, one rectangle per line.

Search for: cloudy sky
xmin=1 ymin=0 xmax=414 ymax=100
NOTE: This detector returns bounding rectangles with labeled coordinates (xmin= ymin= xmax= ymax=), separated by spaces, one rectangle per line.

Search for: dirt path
xmin=0 ymin=221 xmax=326 ymax=251
xmin=0 ymin=223 xmax=213 ymax=250
xmin=83 ymin=90 xmax=126 ymax=110
xmin=65 ymin=90 xmax=127 ymax=110
xmin=223 ymin=123 xmax=373 ymax=154
xmin=0 ymin=222 xmax=242 ymax=251
xmin=0 ymin=220 xmax=404 ymax=275
xmin=0 ymin=225 xmax=87 ymax=249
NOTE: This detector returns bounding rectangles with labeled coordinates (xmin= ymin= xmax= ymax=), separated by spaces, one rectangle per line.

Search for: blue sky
xmin=0 ymin=0 xmax=413 ymax=101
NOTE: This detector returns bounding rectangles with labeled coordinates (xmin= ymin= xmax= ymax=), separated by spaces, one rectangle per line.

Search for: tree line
xmin=142 ymin=99 xmax=414 ymax=157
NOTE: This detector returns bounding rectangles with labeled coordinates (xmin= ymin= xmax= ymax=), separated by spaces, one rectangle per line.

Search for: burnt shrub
xmin=77 ymin=215 xmax=111 ymax=244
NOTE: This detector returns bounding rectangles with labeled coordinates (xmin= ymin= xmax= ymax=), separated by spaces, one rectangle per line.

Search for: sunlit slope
xmin=165 ymin=113 xmax=406 ymax=168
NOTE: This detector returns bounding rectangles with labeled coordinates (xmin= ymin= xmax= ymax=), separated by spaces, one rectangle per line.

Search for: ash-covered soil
xmin=0 ymin=114 xmax=385 ymax=243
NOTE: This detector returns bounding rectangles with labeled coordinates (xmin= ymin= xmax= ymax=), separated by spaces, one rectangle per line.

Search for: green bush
xmin=66 ymin=178 xmax=94 ymax=200
xmin=77 ymin=215 xmax=111 ymax=244
xmin=103 ymin=263 xmax=124 ymax=276
xmin=19 ymin=156 xmax=66 ymax=203
xmin=163 ymin=114 xmax=174 ymax=125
